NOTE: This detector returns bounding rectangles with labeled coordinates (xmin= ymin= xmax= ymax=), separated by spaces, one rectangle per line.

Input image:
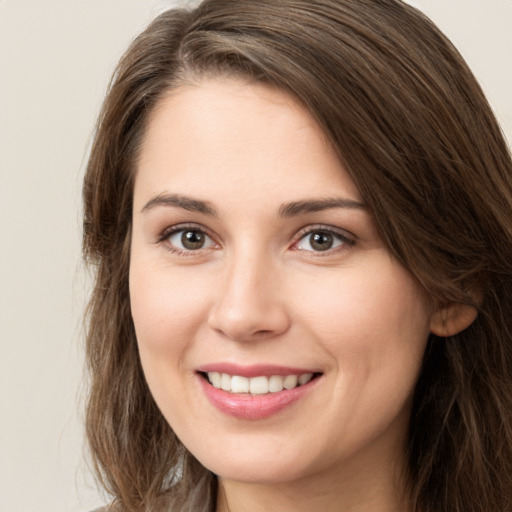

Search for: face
xmin=130 ymin=78 xmax=434 ymax=488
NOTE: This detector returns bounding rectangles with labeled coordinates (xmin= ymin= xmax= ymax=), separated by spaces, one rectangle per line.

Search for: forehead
xmin=134 ymin=78 xmax=362 ymax=211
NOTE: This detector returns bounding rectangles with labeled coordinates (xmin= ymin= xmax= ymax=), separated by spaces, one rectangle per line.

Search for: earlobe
xmin=430 ymin=302 xmax=479 ymax=337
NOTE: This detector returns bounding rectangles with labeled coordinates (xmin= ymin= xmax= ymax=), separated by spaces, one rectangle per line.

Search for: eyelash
xmin=293 ymin=225 xmax=355 ymax=255
xmin=156 ymin=224 xmax=355 ymax=256
xmin=156 ymin=224 xmax=217 ymax=256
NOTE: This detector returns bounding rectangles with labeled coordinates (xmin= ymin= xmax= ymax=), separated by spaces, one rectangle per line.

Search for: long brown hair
xmin=83 ymin=1 xmax=512 ymax=511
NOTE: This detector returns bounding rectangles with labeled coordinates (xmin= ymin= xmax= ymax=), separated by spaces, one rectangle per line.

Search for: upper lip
xmin=197 ymin=363 xmax=321 ymax=378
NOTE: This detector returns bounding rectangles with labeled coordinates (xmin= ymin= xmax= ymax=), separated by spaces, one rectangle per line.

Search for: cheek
xmin=129 ymin=261 xmax=216 ymax=429
xmin=292 ymin=260 xmax=431 ymax=346
xmin=129 ymin=261 xmax=212 ymax=362
xmin=288 ymin=259 xmax=431 ymax=400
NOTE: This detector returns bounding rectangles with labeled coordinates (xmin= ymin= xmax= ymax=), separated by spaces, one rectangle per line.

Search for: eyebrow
xmin=141 ymin=193 xmax=366 ymax=217
xmin=279 ymin=197 xmax=366 ymax=217
xmin=141 ymin=193 xmax=218 ymax=216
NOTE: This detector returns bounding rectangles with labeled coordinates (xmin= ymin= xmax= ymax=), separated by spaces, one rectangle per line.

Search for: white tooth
xmin=208 ymin=372 xmax=221 ymax=388
xmin=249 ymin=376 xmax=269 ymax=395
xmin=268 ymin=375 xmax=284 ymax=392
xmin=298 ymin=373 xmax=313 ymax=385
xmin=231 ymin=375 xmax=249 ymax=393
xmin=283 ymin=374 xmax=298 ymax=390
xmin=220 ymin=373 xmax=231 ymax=391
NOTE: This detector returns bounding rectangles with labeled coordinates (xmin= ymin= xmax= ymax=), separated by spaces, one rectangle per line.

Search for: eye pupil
xmin=181 ymin=230 xmax=205 ymax=250
xmin=310 ymin=232 xmax=333 ymax=251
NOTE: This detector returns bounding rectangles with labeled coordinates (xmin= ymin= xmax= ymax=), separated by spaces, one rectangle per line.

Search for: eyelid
xmin=155 ymin=222 xmax=355 ymax=255
xmin=156 ymin=223 xmax=219 ymax=254
xmin=291 ymin=224 xmax=355 ymax=252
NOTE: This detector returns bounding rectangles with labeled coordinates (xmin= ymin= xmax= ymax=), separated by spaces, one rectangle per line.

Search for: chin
xmin=181 ymin=431 xmax=331 ymax=487
xmin=204 ymin=456 xmax=305 ymax=485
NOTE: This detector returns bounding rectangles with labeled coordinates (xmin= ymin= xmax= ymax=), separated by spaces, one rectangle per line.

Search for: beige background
xmin=0 ymin=1 xmax=510 ymax=511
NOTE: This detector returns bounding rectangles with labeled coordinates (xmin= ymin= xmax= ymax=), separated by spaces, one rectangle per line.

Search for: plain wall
xmin=0 ymin=1 xmax=510 ymax=511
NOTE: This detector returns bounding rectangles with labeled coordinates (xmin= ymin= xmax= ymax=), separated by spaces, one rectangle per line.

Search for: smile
xmin=197 ymin=366 xmax=322 ymax=420
xmin=206 ymin=372 xmax=314 ymax=394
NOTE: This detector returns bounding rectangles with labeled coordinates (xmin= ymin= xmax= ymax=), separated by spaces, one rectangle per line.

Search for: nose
xmin=207 ymin=251 xmax=291 ymax=342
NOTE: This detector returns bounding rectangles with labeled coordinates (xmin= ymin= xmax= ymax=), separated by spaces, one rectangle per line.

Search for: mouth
xmin=200 ymin=371 xmax=320 ymax=395
xmin=196 ymin=366 xmax=323 ymax=420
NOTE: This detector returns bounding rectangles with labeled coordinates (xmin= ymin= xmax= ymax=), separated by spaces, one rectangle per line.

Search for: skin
xmin=129 ymin=78 xmax=439 ymax=512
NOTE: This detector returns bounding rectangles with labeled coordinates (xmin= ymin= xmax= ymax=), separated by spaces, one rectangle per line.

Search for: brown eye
xmin=309 ymin=232 xmax=334 ymax=251
xmin=181 ymin=230 xmax=205 ymax=250
xmin=167 ymin=228 xmax=215 ymax=252
xmin=295 ymin=229 xmax=351 ymax=252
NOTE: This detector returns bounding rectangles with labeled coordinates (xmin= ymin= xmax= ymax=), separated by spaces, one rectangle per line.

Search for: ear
xmin=430 ymin=302 xmax=479 ymax=337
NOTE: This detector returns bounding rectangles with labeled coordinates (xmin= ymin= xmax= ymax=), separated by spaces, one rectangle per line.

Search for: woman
xmin=83 ymin=1 xmax=512 ymax=511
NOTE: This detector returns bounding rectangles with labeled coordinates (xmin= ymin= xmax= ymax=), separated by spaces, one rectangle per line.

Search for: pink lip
xmin=197 ymin=362 xmax=319 ymax=378
xmin=197 ymin=371 xmax=321 ymax=421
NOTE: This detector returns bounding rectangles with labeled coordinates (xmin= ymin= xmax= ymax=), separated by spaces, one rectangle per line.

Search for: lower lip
xmin=198 ymin=374 xmax=320 ymax=420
